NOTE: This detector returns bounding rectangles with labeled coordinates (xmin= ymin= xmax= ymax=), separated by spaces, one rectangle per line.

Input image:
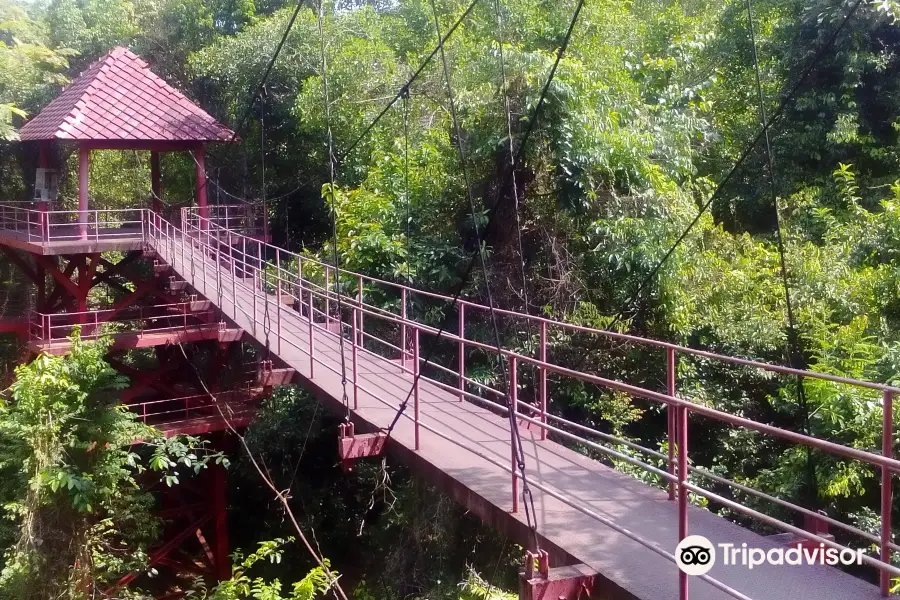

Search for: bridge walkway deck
xmin=155 ymin=233 xmax=883 ymax=600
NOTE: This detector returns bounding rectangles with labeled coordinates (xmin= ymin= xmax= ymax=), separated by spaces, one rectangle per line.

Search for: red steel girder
xmin=37 ymin=255 xmax=79 ymax=311
xmin=0 ymin=246 xmax=40 ymax=285
xmin=107 ymin=514 xmax=211 ymax=594
xmin=91 ymin=252 xmax=142 ymax=289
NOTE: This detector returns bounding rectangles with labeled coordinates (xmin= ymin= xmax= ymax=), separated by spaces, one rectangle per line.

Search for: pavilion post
xmin=150 ymin=150 xmax=162 ymax=214
xmin=195 ymin=145 xmax=208 ymax=230
xmin=78 ymin=145 xmax=89 ymax=239
xmin=38 ymin=142 xmax=51 ymax=241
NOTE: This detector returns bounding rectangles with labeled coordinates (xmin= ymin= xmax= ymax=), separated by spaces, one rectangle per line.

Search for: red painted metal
xmin=667 ymin=347 xmax=677 ymax=502
xmin=308 ymin=289 xmax=315 ymax=379
xmin=276 ymin=247 xmax=282 ymax=355
xmin=324 ymin=266 xmax=331 ymax=327
xmin=109 ymin=514 xmax=211 ymax=593
xmin=352 ymin=308 xmax=359 ymax=410
xmin=539 ymin=320 xmax=547 ymax=440
xmin=458 ymin=303 xmax=465 ymax=402
xmin=519 ymin=550 xmax=596 ymax=600
xmin=358 ymin=274 xmax=364 ymax=347
xmin=211 ymin=465 xmax=229 ymax=581
xmin=337 ymin=422 xmax=386 ymax=471
xmin=256 ymin=362 xmax=295 ymax=388
xmin=401 ymin=287 xmax=407 ymax=367
xmin=17 ymin=207 xmax=900 ymax=596
xmin=510 ymin=355 xmax=519 ymax=514
xmin=78 ymin=147 xmax=89 ymax=239
xmin=414 ymin=327 xmax=420 ymax=450
xmin=882 ymin=390 xmax=893 ymax=597
xmin=678 ymin=404 xmax=688 ymax=600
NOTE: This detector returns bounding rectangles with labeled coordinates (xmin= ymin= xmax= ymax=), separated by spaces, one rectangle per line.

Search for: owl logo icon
xmin=676 ymin=535 xmax=716 ymax=576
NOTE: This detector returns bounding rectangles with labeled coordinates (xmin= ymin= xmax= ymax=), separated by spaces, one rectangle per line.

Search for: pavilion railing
xmin=0 ymin=203 xmax=143 ymax=243
xmin=145 ymin=209 xmax=900 ymax=599
xmin=29 ymin=302 xmax=217 ymax=343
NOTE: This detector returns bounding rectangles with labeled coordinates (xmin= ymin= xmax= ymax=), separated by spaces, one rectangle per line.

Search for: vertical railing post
xmin=252 ymin=250 xmax=258 ymax=337
xmin=881 ymin=390 xmax=894 ymax=597
xmin=413 ymin=327 xmax=420 ymax=450
xmin=276 ymin=248 xmax=282 ymax=355
xmin=202 ymin=225 xmax=208 ymax=294
xmin=307 ymin=285 xmax=316 ymax=378
xmin=358 ymin=274 xmax=364 ymax=347
xmin=678 ymin=403 xmax=689 ymax=600
xmin=215 ymin=235 xmax=222 ymax=304
xmin=324 ymin=266 xmax=331 ymax=327
xmin=298 ymin=259 xmax=304 ymax=317
xmin=352 ymin=307 xmax=359 ymax=410
xmin=510 ymin=355 xmax=519 ymax=514
xmin=401 ymin=288 xmax=408 ymax=368
xmin=231 ymin=247 xmax=237 ymax=319
xmin=667 ymin=347 xmax=677 ymax=502
xmin=458 ymin=303 xmax=465 ymax=402
xmin=539 ymin=320 xmax=547 ymax=440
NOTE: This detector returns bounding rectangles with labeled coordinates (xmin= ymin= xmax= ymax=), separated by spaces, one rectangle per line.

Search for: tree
xmin=0 ymin=332 xmax=225 ymax=600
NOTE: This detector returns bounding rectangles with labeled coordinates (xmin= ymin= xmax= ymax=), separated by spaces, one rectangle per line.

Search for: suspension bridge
xmin=0 ymin=198 xmax=896 ymax=599
xmin=1 ymin=0 xmax=896 ymax=595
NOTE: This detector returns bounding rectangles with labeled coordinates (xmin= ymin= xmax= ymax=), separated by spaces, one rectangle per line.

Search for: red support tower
xmin=1 ymin=46 xmax=272 ymax=596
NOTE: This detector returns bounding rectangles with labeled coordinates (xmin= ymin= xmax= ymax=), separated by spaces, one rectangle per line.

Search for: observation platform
xmin=0 ymin=203 xmax=268 ymax=256
xmin=125 ymin=390 xmax=266 ymax=437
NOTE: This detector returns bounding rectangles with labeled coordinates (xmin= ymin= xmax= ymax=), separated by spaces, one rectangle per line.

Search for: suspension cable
xmin=229 ymin=0 xmax=307 ymax=142
xmin=495 ymin=0 xmax=529 ymax=315
xmin=494 ymin=0 xmax=539 ymax=410
xmin=745 ymin=0 xmax=817 ymax=504
xmin=385 ymin=0 xmax=584 ymax=432
xmin=339 ymin=0 xmax=481 ymax=162
xmin=605 ymin=0 xmax=865 ymax=329
xmin=403 ymin=90 xmax=411 ymax=285
xmin=427 ymin=0 xmax=541 ymax=547
xmin=261 ymin=88 xmax=272 ymax=361
xmin=205 ymin=0 xmax=478 ymax=209
xmin=384 ymin=0 xmax=586 ymax=551
xmin=317 ymin=0 xmax=351 ymax=420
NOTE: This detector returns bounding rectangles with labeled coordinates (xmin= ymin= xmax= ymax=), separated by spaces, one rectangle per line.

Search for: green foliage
xmin=200 ymin=538 xmax=336 ymax=600
xmin=0 ymin=333 xmax=223 ymax=600
xmin=4 ymin=0 xmax=900 ymax=594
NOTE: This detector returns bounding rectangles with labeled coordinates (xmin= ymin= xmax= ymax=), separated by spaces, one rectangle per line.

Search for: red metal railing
xmin=29 ymin=302 xmax=217 ymax=343
xmin=181 ymin=204 xmax=268 ymax=239
xmin=0 ymin=202 xmax=144 ymax=243
xmin=0 ymin=202 xmax=264 ymax=244
xmin=123 ymin=391 xmax=259 ymax=425
xmin=144 ymin=210 xmax=900 ymax=598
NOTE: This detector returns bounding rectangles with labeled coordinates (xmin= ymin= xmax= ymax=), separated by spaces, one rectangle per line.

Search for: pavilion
xmin=18 ymin=46 xmax=237 ymax=233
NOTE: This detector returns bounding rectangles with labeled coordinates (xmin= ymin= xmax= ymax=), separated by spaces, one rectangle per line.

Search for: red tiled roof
xmin=19 ymin=47 xmax=236 ymax=143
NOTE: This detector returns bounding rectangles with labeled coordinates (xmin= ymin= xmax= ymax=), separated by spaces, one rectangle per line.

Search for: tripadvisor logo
xmin=676 ymin=535 xmax=716 ymax=576
xmin=675 ymin=535 xmax=865 ymax=576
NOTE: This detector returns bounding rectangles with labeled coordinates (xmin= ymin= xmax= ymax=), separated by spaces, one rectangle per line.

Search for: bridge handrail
xmin=181 ymin=210 xmax=900 ymax=394
xmin=146 ymin=209 xmax=900 ymax=596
